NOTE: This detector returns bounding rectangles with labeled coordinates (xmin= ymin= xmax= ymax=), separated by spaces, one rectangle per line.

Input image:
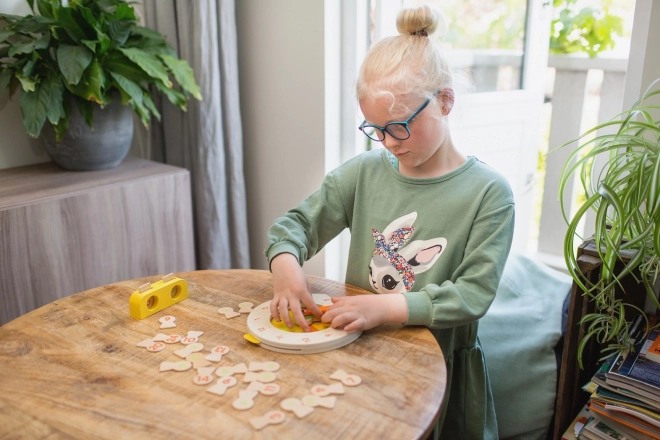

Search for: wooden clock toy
xmin=246 ymin=294 xmax=361 ymax=354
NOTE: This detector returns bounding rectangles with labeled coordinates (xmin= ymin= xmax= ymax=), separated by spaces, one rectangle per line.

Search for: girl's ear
xmin=440 ymin=88 xmax=454 ymax=115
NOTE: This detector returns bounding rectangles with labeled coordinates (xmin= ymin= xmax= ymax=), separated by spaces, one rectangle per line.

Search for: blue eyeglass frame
xmin=359 ymin=91 xmax=441 ymax=142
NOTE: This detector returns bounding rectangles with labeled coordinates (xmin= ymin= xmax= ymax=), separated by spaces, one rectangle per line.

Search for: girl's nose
xmin=382 ymin=132 xmax=401 ymax=149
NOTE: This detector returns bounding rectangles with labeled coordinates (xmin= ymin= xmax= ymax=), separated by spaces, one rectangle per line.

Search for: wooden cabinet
xmin=0 ymin=158 xmax=195 ymax=325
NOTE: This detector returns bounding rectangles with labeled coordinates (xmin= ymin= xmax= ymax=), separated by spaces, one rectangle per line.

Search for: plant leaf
xmin=19 ymin=79 xmax=50 ymax=137
xmin=0 ymin=30 xmax=15 ymax=44
xmin=33 ymin=33 xmax=50 ymax=50
xmin=16 ymin=73 xmax=36 ymax=92
xmin=9 ymin=40 xmax=36 ymax=57
xmin=0 ymin=68 xmax=12 ymax=94
xmin=159 ymin=54 xmax=201 ymax=100
xmin=36 ymin=0 xmax=54 ymax=19
xmin=45 ymin=75 xmax=65 ymax=124
xmin=53 ymin=92 xmax=72 ymax=142
xmin=108 ymin=19 xmax=133 ymax=46
xmin=114 ymin=4 xmax=136 ymax=21
xmin=142 ymin=94 xmax=160 ymax=122
xmin=74 ymin=96 xmax=94 ymax=128
xmin=80 ymin=39 xmax=96 ymax=52
xmin=57 ymin=44 xmax=94 ymax=85
xmin=155 ymin=81 xmax=187 ymax=109
xmin=65 ymin=59 xmax=105 ymax=104
xmin=109 ymin=71 xmax=142 ymax=106
xmin=57 ymin=8 xmax=88 ymax=44
xmin=119 ymin=47 xmax=172 ymax=88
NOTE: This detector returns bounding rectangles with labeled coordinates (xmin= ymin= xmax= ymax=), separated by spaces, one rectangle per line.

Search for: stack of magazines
xmin=576 ymin=315 xmax=660 ymax=440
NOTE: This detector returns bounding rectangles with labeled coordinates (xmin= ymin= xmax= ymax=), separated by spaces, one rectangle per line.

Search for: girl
xmin=265 ymin=5 xmax=514 ymax=439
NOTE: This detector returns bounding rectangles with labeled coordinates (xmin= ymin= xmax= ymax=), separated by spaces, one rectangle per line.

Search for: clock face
xmin=246 ymin=294 xmax=362 ymax=354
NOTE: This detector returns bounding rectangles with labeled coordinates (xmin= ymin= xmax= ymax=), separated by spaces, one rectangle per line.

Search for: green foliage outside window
xmin=550 ymin=0 xmax=624 ymax=57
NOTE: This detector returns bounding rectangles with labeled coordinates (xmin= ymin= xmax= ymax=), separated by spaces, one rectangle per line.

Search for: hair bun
xmin=396 ymin=5 xmax=446 ymax=38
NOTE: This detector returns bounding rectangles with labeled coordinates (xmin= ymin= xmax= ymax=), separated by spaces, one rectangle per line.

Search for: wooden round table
xmin=0 ymin=270 xmax=446 ymax=439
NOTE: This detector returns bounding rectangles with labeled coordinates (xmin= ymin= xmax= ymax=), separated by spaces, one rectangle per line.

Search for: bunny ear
xmin=382 ymin=212 xmax=417 ymax=238
xmin=399 ymin=237 xmax=447 ymax=274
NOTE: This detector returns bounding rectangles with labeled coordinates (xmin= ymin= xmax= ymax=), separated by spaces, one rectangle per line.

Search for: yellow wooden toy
xmin=129 ymin=273 xmax=188 ymax=319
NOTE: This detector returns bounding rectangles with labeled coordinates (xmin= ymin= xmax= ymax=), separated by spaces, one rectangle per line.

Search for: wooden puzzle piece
xmin=247 ymin=380 xmax=280 ymax=396
xmin=174 ymin=342 xmax=203 ymax=359
xmin=280 ymin=398 xmax=314 ymax=418
xmin=248 ymin=361 xmax=280 ymax=372
xmin=207 ymin=375 xmax=238 ymax=395
xmin=180 ymin=330 xmax=204 ymax=345
xmin=243 ymin=371 xmax=277 ymax=383
xmin=310 ymin=382 xmax=345 ymax=396
xmin=218 ymin=307 xmax=240 ymax=319
xmin=186 ymin=352 xmax=212 ymax=369
xmin=136 ymin=338 xmax=165 ymax=352
xmin=301 ymin=394 xmax=336 ymax=409
xmin=329 ymin=369 xmax=362 ymax=386
xmin=193 ymin=367 xmax=217 ymax=385
xmin=159 ymin=361 xmax=192 ymax=372
xmin=205 ymin=345 xmax=230 ymax=362
xmin=249 ymin=410 xmax=286 ymax=430
xmin=159 ymin=316 xmax=177 ymax=329
xmin=232 ymin=390 xmax=258 ymax=410
xmin=238 ymin=302 xmax=254 ymax=313
xmin=152 ymin=333 xmax=182 ymax=344
xmin=216 ymin=363 xmax=247 ymax=377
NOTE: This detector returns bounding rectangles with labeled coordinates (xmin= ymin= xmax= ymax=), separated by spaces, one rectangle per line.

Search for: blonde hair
xmin=356 ymin=5 xmax=451 ymax=112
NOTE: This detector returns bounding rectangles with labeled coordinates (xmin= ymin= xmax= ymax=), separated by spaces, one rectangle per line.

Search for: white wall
xmin=236 ymin=0 xmax=327 ymax=276
xmin=0 ymin=0 xmax=49 ymax=170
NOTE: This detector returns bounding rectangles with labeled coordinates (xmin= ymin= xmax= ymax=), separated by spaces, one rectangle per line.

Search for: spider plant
xmin=557 ymin=79 xmax=660 ymax=368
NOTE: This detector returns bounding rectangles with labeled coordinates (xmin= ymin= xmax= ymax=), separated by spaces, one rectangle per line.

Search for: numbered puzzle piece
xmin=243 ymin=371 xmax=277 ymax=383
xmin=207 ymin=375 xmax=238 ymax=395
xmin=248 ymin=361 xmax=280 ymax=372
xmin=281 ymin=398 xmax=314 ymax=418
xmin=159 ymin=316 xmax=177 ymax=329
xmin=232 ymin=390 xmax=258 ymax=410
xmin=218 ymin=307 xmax=240 ymax=319
xmin=205 ymin=345 xmax=230 ymax=362
xmin=136 ymin=338 xmax=165 ymax=352
xmin=329 ymin=369 xmax=362 ymax=386
xmin=193 ymin=367 xmax=217 ymax=385
xmin=174 ymin=343 xmax=203 ymax=359
xmin=216 ymin=363 xmax=247 ymax=377
xmin=186 ymin=352 xmax=212 ymax=369
xmin=247 ymin=380 xmax=280 ymax=396
xmin=249 ymin=410 xmax=286 ymax=430
xmin=159 ymin=361 xmax=192 ymax=372
xmin=238 ymin=302 xmax=254 ymax=313
xmin=311 ymin=382 xmax=345 ymax=396
xmin=301 ymin=394 xmax=336 ymax=409
xmin=180 ymin=330 xmax=204 ymax=345
xmin=152 ymin=333 xmax=182 ymax=344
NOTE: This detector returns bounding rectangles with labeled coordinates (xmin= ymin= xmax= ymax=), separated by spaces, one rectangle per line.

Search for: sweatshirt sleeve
xmin=264 ymin=172 xmax=350 ymax=268
xmin=403 ymin=202 xmax=515 ymax=329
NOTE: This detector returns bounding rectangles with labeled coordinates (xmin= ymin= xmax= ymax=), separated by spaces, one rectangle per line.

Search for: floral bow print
xmin=372 ymin=226 xmax=416 ymax=291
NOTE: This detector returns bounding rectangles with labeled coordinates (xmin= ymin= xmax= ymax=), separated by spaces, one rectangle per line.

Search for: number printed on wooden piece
xmin=159 ymin=316 xmax=176 ymax=329
xmin=208 ymin=375 xmax=238 ymax=396
xmin=180 ymin=330 xmax=204 ymax=345
xmin=205 ymin=345 xmax=230 ymax=362
xmin=301 ymin=394 xmax=336 ymax=409
xmin=216 ymin=363 xmax=247 ymax=377
xmin=281 ymin=398 xmax=314 ymax=418
xmin=136 ymin=338 xmax=165 ymax=352
xmin=243 ymin=371 xmax=277 ymax=383
xmin=310 ymin=382 xmax=345 ymax=396
xmin=329 ymin=369 xmax=362 ymax=386
xmin=159 ymin=361 xmax=192 ymax=372
xmin=174 ymin=343 xmax=203 ymax=359
xmin=249 ymin=410 xmax=286 ymax=430
xmin=247 ymin=380 xmax=280 ymax=396
xmin=232 ymin=390 xmax=258 ymax=410
xmin=193 ymin=367 xmax=217 ymax=385
xmin=238 ymin=302 xmax=254 ymax=314
xmin=248 ymin=361 xmax=280 ymax=372
xmin=152 ymin=333 xmax=182 ymax=344
xmin=186 ymin=352 xmax=212 ymax=369
xmin=218 ymin=307 xmax=240 ymax=319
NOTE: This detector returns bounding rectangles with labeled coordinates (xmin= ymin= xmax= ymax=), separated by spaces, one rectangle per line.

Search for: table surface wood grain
xmin=0 ymin=270 xmax=446 ymax=439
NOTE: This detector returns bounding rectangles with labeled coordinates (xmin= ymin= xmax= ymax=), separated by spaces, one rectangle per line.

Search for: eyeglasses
xmin=359 ymin=91 xmax=440 ymax=142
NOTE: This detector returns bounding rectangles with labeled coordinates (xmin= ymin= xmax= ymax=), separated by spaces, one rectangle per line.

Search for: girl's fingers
xmin=278 ymin=299 xmax=293 ymax=328
xmin=270 ymin=299 xmax=281 ymax=322
xmin=290 ymin=302 xmax=310 ymax=332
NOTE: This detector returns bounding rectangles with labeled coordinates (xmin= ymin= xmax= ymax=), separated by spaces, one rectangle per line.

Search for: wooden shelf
xmin=0 ymin=158 xmax=196 ymax=325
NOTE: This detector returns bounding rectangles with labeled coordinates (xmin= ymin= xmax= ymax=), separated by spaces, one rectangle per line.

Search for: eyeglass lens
xmin=362 ymin=123 xmax=410 ymax=141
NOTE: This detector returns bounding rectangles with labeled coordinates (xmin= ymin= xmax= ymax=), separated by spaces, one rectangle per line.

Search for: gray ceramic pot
xmin=40 ymin=98 xmax=134 ymax=171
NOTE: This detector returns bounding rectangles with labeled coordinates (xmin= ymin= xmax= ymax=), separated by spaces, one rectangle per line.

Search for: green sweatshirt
xmin=266 ymin=149 xmax=514 ymax=439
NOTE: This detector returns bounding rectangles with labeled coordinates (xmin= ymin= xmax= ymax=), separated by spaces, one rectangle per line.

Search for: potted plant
xmin=558 ymin=79 xmax=660 ymax=367
xmin=0 ymin=0 xmax=201 ymax=170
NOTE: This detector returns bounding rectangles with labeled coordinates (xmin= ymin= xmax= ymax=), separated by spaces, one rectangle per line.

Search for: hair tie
xmin=411 ymin=29 xmax=429 ymax=37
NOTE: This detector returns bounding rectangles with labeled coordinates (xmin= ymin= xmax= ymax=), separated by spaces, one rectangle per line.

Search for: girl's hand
xmin=270 ymin=253 xmax=322 ymax=332
xmin=321 ymin=294 xmax=408 ymax=332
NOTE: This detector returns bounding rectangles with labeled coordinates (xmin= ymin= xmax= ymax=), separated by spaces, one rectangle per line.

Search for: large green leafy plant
xmin=0 ymin=0 xmax=201 ymax=141
xmin=558 ymin=80 xmax=660 ymax=367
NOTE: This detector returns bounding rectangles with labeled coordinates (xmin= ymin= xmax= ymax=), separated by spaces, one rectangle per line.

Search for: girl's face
xmin=359 ymin=91 xmax=454 ymax=178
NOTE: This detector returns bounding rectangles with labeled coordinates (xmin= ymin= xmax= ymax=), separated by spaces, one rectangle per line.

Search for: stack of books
xmin=573 ymin=315 xmax=660 ymax=440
